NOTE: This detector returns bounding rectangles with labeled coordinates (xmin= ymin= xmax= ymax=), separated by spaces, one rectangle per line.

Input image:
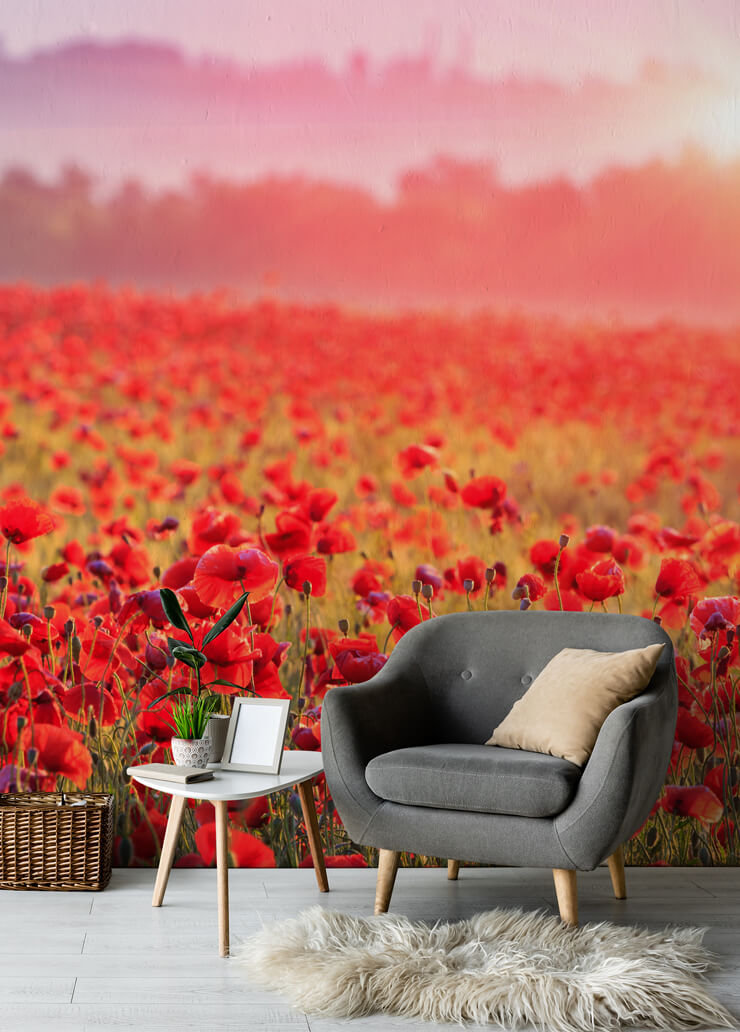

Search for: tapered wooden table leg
xmin=607 ymin=844 xmax=627 ymax=899
xmin=447 ymin=860 xmax=460 ymax=881
xmin=152 ymin=793 xmax=186 ymax=907
xmin=297 ymin=780 xmax=329 ymax=892
xmin=214 ymin=800 xmax=230 ymax=957
xmin=552 ymin=868 xmax=578 ymax=926
xmin=375 ymin=849 xmax=400 ymax=915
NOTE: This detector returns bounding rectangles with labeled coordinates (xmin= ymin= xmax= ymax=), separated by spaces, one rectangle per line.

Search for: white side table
xmin=128 ymin=750 xmax=328 ymax=956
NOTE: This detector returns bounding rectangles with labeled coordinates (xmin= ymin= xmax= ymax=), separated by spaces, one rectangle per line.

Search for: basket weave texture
xmin=0 ymin=792 xmax=113 ymax=891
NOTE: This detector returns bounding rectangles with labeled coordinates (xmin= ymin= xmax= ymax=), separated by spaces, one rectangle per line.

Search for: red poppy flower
xmin=542 ymin=589 xmax=584 ymax=611
xmin=188 ymin=507 xmax=242 ymax=556
xmin=391 ymin=481 xmax=417 ymax=507
xmin=460 ymin=476 xmax=507 ymax=509
xmin=299 ymin=853 xmax=368 ymax=869
xmin=0 ymin=497 xmax=56 ymax=544
xmin=513 ymin=574 xmax=546 ymax=602
xmin=195 ymin=822 xmax=276 ymax=868
xmin=660 ymin=785 xmax=723 ymax=825
xmin=64 ymin=682 xmax=119 ymax=725
xmin=61 ymin=539 xmax=86 ymax=567
xmin=351 ymin=560 xmax=391 ymax=597
xmin=49 ymin=486 xmax=86 ymax=516
xmin=299 ymin=488 xmax=338 ymax=522
xmin=251 ymin=633 xmax=290 ymax=699
xmin=329 ymin=635 xmax=387 ymax=684
xmin=292 ymin=725 xmax=321 ymax=750
xmin=655 ymin=558 xmax=702 ymax=599
xmin=584 ymin=525 xmax=615 ymax=552
xmin=704 ymin=764 xmax=738 ymax=801
xmin=660 ymin=527 xmax=700 ymax=550
xmin=41 ymin=561 xmax=69 ymax=583
xmin=444 ymin=556 xmax=487 ymax=596
xmin=193 ymin=544 xmax=278 ymax=608
xmin=0 ymin=617 xmax=31 ymax=656
xmin=674 ymin=709 xmax=713 ymax=749
xmin=118 ymin=589 xmax=168 ymax=632
xmin=576 ymin=559 xmax=625 ymax=601
xmin=530 ymin=539 xmax=560 ymax=578
xmin=316 ymin=523 xmax=356 ymax=555
xmin=161 ymin=555 xmax=199 ymax=589
xmin=387 ymin=594 xmax=430 ymax=641
xmin=397 ymin=444 xmax=439 ymax=479
xmin=264 ymin=510 xmax=312 ymax=559
xmin=690 ymin=596 xmax=740 ymax=641
xmin=284 ymin=555 xmax=327 ymax=597
xmin=20 ymin=724 xmax=92 ymax=789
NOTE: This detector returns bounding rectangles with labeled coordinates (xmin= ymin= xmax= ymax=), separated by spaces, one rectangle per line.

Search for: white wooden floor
xmin=0 ymin=865 xmax=738 ymax=1031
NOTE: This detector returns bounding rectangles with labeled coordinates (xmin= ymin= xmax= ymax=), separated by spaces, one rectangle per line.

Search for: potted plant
xmin=169 ymin=694 xmax=220 ymax=766
xmin=156 ymin=586 xmax=251 ymax=765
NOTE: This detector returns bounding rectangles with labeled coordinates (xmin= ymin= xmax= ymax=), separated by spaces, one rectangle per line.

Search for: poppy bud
xmin=463 ymin=579 xmax=474 ymax=593
xmin=519 ymin=598 xmax=531 ymax=611
xmin=411 ymin=579 xmax=422 ymax=594
xmin=0 ymin=576 xmax=5 ymax=592
xmin=22 ymin=623 xmax=32 ymax=638
xmin=71 ymin=635 xmax=82 ymax=660
xmin=338 ymin=619 xmax=349 ymax=634
xmin=26 ymin=747 xmax=38 ymax=766
xmin=485 ymin=567 xmax=496 ymax=583
xmin=302 ymin=580 xmax=312 ymax=596
xmin=559 ymin=534 xmax=570 ymax=549
xmin=91 ymin=751 xmax=100 ymax=767
xmin=297 ymin=696 xmax=306 ymax=710
xmin=43 ymin=605 xmax=55 ymax=620
xmin=16 ymin=715 xmax=26 ymax=730
xmin=8 ymin=682 xmax=23 ymax=702
xmin=153 ymin=566 xmax=161 ymax=580
xmin=645 ymin=826 xmax=658 ymax=849
xmin=421 ymin=584 xmax=433 ymax=599
xmin=93 ymin=615 xmax=103 ymax=628
xmin=726 ymin=627 xmax=735 ymax=646
xmin=64 ymin=619 xmax=75 ymax=636
xmin=88 ymin=716 xmax=98 ymax=739
xmin=718 ymin=646 xmax=731 ymax=662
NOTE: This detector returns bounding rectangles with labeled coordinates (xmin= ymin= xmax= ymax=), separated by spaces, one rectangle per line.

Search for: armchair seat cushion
xmin=365 ymin=743 xmax=583 ymax=819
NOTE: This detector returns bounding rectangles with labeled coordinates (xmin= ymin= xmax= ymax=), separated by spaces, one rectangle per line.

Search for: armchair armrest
xmin=321 ymin=636 xmax=431 ymax=842
xmin=554 ymin=650 xmax=678 ymax=870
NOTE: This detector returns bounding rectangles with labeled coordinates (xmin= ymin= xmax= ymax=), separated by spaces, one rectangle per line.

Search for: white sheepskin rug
xmin=235 ymin=906 xmax=736 ymax=1030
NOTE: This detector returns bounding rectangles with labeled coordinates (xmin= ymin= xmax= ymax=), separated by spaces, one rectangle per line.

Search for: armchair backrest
xmin=395 ymin=611 xmax=675 ymax=745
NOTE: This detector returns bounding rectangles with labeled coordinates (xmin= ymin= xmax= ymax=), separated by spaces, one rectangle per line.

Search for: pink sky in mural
xmin=1 ymin=0 xmax=739 ymax=196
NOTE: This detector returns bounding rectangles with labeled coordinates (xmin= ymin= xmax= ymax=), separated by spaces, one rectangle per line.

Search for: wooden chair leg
xmin=552 ymin=868 xmax=578 ymax=926
xmin=607 ymin=844 xmax=627 ymax=899
xmin=447 ymin=859 xmax=460 ymax=880
xmin=374 ymin=849 xmax=400 ymax=915
xmin=152 ymin=793 xmax=186 ymax=907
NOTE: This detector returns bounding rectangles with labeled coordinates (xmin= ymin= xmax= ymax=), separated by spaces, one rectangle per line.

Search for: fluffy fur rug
xmin=236 ymin=907 xmax=736 ymax=1030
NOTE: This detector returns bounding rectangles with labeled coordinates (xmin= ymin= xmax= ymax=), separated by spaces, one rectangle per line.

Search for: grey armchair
xmin=322 ymin=611 xmax=677 ymax=925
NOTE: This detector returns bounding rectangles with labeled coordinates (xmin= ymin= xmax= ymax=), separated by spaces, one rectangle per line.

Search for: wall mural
xmin=0 ymin=3 xmax=739 ymax=869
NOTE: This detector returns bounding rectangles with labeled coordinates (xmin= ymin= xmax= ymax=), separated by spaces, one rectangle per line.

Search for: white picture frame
xmin=220 ymin=697 xmax=291 ymax=774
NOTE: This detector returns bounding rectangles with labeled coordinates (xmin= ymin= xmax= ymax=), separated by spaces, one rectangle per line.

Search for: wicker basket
xmin=0 ymin=792 xmax=113 ymax=891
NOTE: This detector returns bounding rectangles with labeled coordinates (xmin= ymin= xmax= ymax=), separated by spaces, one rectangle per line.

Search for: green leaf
xmin=159 ymin=588 xmax=193 ymax=642
xmin=146 ymin=687 xmax=184 ymax=710
xmin=208 ymin=678 xmax=248 ymax=691
xmin=171 ymin=645 xmax=207 ymax=669
xmin=202 ymin=591 xmax=249 ymax=647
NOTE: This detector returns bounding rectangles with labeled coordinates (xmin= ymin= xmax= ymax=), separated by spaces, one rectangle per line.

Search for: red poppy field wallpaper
xmin=1 ymin=2 xmax=740 ymax=870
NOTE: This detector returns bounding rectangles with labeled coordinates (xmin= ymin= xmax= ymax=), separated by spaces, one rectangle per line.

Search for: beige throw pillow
xmin=486 ymin=642 xmax=665 ymax=766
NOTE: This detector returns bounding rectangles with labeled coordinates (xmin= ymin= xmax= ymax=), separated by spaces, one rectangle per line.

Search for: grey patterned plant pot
xmin=170 ymin=736 xmax=211 ymax=768
xmin=206 ymin=714 xmax=231 ymax=764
